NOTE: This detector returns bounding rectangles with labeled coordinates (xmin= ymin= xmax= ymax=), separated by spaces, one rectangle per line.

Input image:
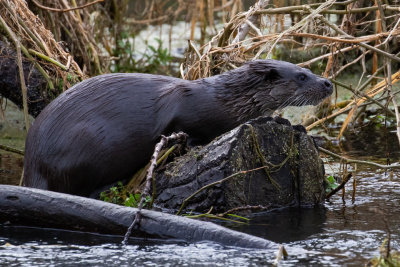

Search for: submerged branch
xmin=319 ymin=147 xmax=400 ymax=170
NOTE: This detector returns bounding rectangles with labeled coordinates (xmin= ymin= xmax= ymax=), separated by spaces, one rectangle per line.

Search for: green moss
xmin=99 ymin=181 xmax=150 ymax=208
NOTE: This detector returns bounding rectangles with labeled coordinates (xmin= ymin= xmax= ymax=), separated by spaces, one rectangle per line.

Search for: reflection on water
xmin=285 ymin=170 xmax=400 ymax=266
xmin=342 ymin=124 xmax=400 ymax=159
xmin=231 ymin=207 xmax=327 ymax=243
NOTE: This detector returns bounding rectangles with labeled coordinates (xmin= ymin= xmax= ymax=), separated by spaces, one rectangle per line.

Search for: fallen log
xmin=0 ymin=185 xmax=277 ymax=249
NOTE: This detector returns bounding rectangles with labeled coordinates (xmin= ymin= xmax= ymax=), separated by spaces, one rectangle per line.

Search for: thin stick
xmin=31 ymin=0 xmax=104 ymax=13
xmin=378 ymin=0 xmax=400 ymax=147
xmin=319 ymin=147 xmax=400 ymax=169
xmin=122 ymin=132 xmax=187 ymax=245
xmin=2 ymin=2 xmax=49 ymax=54
xmin=0 ymin=14 xmax=29 ymax=132
xmin=298 ymin=46 xmax=357 ymax=67
xmin=264 ymin=0 xmax=336 ymax=59
xmin=28 ymin=49 xmax=68 ymax=70
xmin=329 ymin=50 xmax=371 ymax=79
xmin=291 ymin=31 xmax=400 ymax=44
xmin=254 ymin=3 xmax=399 ymax=15
xmin=232 ymin=0 xmax=270 ymax=44
xmin=273 ymin=245 xmax=288 ymax=266
xmin=326 ymin=173 xmax=352 ymax=199
xmin=177 ymin=165 xmax=273 ymax=215
xmin=331 ymin=79 xmax=395 ymax=117
xmin=0 ymin=144 xmax=24 ymax=156
xmin=218 ymin=205 xmax=271 ymax=217
xmin=318 ymin=14 xmax=400 ymax=63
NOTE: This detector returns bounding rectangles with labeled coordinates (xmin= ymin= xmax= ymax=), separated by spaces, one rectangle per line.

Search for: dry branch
xmin=183 ymin=1 xmax=400 ymax=80
xmin=0 ymin=13 xmax=29 ymax=132
xmin=31 ymin=0 xmax=104 ymax=12
xmin=177 ymin=1 xmax=400 ymax=173
xmin=123 ymin=132 xmax=187 ymax=244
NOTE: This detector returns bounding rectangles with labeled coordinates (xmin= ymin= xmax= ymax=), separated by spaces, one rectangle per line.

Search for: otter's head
xmin=216 ymin=59 xmax=333 ymax=123
xmin=246 ymin=59 xmax=333 ymax=108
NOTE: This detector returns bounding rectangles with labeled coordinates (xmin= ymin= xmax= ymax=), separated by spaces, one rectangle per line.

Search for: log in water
xmin=0 ymin=185 xmax=277 ymax=249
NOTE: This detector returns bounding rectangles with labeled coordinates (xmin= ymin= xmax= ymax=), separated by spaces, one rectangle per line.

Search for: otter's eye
xmin=298 ymin=74 xmax=307 ymax=81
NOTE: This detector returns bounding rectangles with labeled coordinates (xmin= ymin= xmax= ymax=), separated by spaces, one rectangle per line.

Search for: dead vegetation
xmin=0 ymin=0 xmax=88 ymax=129
xmin=178 ymin=0 xmax=400 ymax=145
xmin=0 ymin=0 xmax=90 ymax=83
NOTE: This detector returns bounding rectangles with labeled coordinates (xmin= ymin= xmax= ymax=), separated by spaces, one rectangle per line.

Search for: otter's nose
xmin=321 ymin=79 xmax=333 ymax=95
xmin=324 ymin=80 xmax=331 ymax=88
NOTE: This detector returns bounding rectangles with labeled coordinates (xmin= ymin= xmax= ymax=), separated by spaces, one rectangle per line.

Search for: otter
xmin=23 ymin=60 xmax=332 ymax=196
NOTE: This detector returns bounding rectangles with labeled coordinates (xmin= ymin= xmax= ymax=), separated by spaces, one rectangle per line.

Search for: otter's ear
xmin=247 ymin=61 xmax=280 ymax=80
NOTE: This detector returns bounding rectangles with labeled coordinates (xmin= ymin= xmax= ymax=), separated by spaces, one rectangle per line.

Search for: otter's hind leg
xmin=22 ymin=170 xmax=49 ymax=190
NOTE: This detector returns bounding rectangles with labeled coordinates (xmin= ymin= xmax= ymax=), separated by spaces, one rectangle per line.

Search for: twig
xmin=28 ymin=49 xmax=68 ymax=70
xmin=255 ymin=3 xmax=400 ymax=15
xmin=126 ymin=144 xmax=178 ymax=194
xmin=382 ymin=17 xmax=400 ymax=45
xmin=290 ymin=31 xmax=400 ymax=44
xmin=177 ymin=165 xmax=272 ymax=215
xmin=218 ymin=205 xmax=271 ymax=217
xmin=329 ymin=50 xmax=371 ymax=78
xmin=66 ymin=56 xmax=72 ymax=70
xmin=232 ymin=0 xmax=270 ymax=44
xmin=0 ymin=13 xmax=55 ymax=90
xmin=0 ymin=14 xmax=29 ymax=132
xmin=188 ymin=40 xmax=202 ymax=59
xmin=0 ymin=144 xmax=24 ymax=156
xmin=326 ymin=173 xmax=352 ymax=199
xmin=307 ymin=67 xmax=400 ymax=131
xmin=31 ymin=0 xmax=104 ymax=13
xmin=378 ymin=0 xmax=400 ymax=147
xmin=298 ymin=45 xmax=357 ymax=67
xmin=122 ymin=132 xmax=187 ymax=245
xmin=390 ymin=82 xmax=400 ymax=146
xmin=331 ymin=79 xmax=395 ymax=117
xmin=264 ymin=1 xmax=336 ymax=59
xmin=319 ymin=147 xmax=400 ymax=169
xmin=2 ymin=2 xmax=49 ymax=54
xmin=245 ymin=19 xmax=263 ymax=37
xmin=16 ymin=43 xmax=29 ymax=132
xmin=273 ymin=245 xmax=288 ymax=266
xmin=317 ymin=14 xmax=400 ymax=63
